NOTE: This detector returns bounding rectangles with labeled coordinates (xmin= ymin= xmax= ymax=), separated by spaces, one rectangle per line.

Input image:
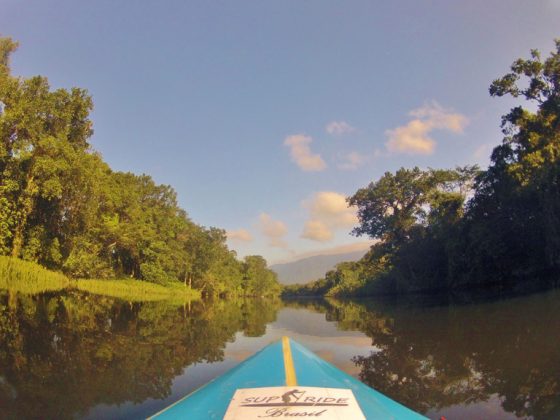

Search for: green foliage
xmin=139 ymin=262 xmax=173 ymax=285
xmin=0 ymin=36 xmax=279 ymax=298
xmin=63 ymin=237 xmax=114 ymax=278
xmin=0 ymin=255 xmax=68 ymax=294
xmin=290 ymin=39 xmax=560 ymax=297
xmin=349 ymin=167 xmax=438 ymax=243
xmin=0 ymin=38 xmax=18 ymax=71
xmin=291 ymin=165 xmax=477 ymax=297
xmin=242 ymin=255 xmax=281 ymax=297
xmin=349 ymin=167 xmax=477 ymax=245
xmin=464 ymin=39 xmax=560 ymax=285
xmin=0 ymin=255 xmax=200 ymax=302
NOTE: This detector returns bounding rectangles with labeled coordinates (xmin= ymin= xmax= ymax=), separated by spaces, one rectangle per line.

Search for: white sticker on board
xmin=223 ymin=386 xmax=366 ymax=419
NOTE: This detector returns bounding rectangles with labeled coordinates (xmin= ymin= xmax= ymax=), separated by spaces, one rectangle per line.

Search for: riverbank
xmin=0 ymin=256 xmax=200 ymax=302
xmin=74 ymin=278 xmax=200 ymax=302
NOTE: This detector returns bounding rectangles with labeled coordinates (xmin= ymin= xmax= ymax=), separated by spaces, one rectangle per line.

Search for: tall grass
xmin=73 ymin=279 xmax=201 ymax=302
xmin=0 ymin=256 xmax=201 ymax=301
xmin=0 ymin=256 xmax=69 ymax=294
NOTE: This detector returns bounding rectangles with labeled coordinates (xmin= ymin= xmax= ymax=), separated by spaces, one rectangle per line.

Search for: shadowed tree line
xmin=284 ymin=40 xmax=560 ymax=298
xmin=0 ymin=38 xmax=280 ymax=297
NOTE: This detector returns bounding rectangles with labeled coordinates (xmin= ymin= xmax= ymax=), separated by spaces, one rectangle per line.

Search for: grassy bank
xmin=74 ymin=278 xmax=201 ymax=302
xmin=0 ymin=256 xmax=69 ymax=294
xmin=0 ymin=256 xmax=200 ymax=301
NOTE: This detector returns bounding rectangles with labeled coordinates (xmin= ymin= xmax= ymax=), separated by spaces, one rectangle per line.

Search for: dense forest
xmin=285 ymin=40 xmax=560 ymax=297
xmin=0 ymin=37 xmax=280 ymax=297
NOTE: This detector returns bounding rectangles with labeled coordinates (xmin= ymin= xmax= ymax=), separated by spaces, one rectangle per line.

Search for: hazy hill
xmin=270 ymin=250 xmax=367 ymax=285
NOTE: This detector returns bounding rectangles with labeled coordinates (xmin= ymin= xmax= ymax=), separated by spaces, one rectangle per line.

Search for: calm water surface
xmin=0 ymin=289 xmax=559 ymax=419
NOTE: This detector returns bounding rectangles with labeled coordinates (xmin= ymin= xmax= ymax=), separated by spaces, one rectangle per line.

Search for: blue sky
xmin=2 ymin=0 xmax=559 ymax=263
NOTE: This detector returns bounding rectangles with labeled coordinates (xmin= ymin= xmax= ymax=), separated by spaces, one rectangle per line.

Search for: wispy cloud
xmin=284 ymin=134 xmax=327 ymax=172
xmin=337 ymin=151 xmax=368 ymax=171
xmin=301 ymin=191 xmax=358 ymax=242
xmin=385 ymin=101 xmax=468 ymax=155
xmin=227 ymin=229 xmax=253 ymax=242
xmin=259 ymin=213 xmax=288 ymax=248
xmin=326 ymin=120 xmax=356 ymax=136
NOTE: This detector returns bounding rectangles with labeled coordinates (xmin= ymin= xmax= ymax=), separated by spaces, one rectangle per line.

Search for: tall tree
xmin=348 ymin=167 xmax=472 ymax=246
xmin=0 ymin=36 xmax=279 ymax=297
xmin=0 ymin=39 xmax=94 ymax=258
xmin=467 ymin=40 xmax=560 ymax=282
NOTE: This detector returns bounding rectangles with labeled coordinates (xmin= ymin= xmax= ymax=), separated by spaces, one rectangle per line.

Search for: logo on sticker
xmin=224 ymin=387 xmax=366 ymax=419
xmin=241 ymin=388 xmax=350 ymax=408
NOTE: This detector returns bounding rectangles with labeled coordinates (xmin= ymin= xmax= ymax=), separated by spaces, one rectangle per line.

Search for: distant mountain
xmin=270 ymin=250 xmax=367 ymax=285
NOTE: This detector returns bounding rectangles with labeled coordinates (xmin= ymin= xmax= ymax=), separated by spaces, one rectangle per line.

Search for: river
xmin=0 ymin=288 xmax=558 ymax=419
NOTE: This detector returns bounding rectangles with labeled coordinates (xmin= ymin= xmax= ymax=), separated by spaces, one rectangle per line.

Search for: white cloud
xmin=385 ymin=101 xmax=468 ymax=155
xmin=284 ymin=134 xmax=327 ymax=172
xmin=307 ymin=191 xmax=358 ymax=227
xmin=302 ymin=220 xmax=333 ymax=242
xmin=385 ymin=120 xmax=435 ymax=154
xmin=259 ymin=213 xmax=288 ymax=248
xmin=301 ymin=192 xmax=358 ymax=242
xmin=338 ymin=151 xmax=368 ymax=170
xmin=227 ymin=229 xmax=253 ymax=242
xmin=326 ymin=121 xmax=356 ymax=136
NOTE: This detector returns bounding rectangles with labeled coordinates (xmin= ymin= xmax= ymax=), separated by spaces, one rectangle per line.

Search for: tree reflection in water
xmin=0 ymin=291 xmax=280 ymax=419
xmin=2 ymin=290 xmax=559 ymax=419
xmin=314 ymin=292 xmax=560 ymax=419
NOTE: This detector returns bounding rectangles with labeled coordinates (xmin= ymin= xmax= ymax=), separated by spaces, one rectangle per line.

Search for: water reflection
xmin=313 ymin=293 xmax=560 ymax=419
xmin=1 ymin=289 xmax=559 ymax=419
xmin=0 ymin=291 xmax=280 ymax=419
